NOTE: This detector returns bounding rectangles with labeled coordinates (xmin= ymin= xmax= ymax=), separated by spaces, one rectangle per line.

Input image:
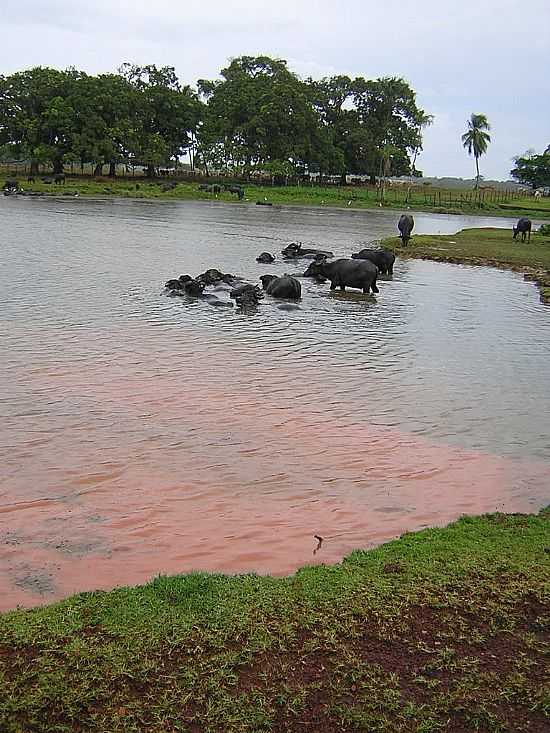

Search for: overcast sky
xmin=1 ymin=0 xmax=548 ymax=180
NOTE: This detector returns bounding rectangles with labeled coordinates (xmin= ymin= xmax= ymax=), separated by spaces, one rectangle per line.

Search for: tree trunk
xmin=108 ymin=161 xmax=116 ymax=178
xmin=475 ymin=156 xmax=480 ymax=189
xmin=146 ymin=164 xmax=156 ymax=178
xmin=340 ymin=173 xmax=347 ymax=186
xmin=30 ymin=160 xmax=39 ymax=176
xmin=93 ymin=163 xmax=103 ymax=177
xmin=53 ymin=158 xmax=64 ymax=174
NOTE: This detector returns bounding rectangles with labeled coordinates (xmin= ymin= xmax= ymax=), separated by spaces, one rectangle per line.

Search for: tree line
xmin=0 ymin=56 xmax=432 ymax=182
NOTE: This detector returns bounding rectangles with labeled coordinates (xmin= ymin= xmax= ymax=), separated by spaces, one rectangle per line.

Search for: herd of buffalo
xmin=163 ymin=213 xmax=536 ymax=309
xmin=164 ymin=215 xmax=414 ymax=309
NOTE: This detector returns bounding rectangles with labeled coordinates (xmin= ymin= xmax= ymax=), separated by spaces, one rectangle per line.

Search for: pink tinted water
xmin=1 ymin=199 xmax=549 ymax=610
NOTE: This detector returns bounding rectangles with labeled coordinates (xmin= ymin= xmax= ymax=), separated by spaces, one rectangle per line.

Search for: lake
xmin=1 ymin=197 xmax=549 ymax=610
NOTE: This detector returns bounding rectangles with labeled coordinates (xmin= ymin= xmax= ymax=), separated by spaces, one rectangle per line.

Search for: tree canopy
xmin=0 ymin=57 xmax=430 ymax=179
xmin=510 ymin=148 xmax=550 ymax=190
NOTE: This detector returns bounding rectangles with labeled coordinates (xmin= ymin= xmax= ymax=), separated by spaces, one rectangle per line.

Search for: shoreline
xmin=382 ymin=228 xmax=550 ymax=304
xmin=1 ymin=508 xmax=548 ymax=731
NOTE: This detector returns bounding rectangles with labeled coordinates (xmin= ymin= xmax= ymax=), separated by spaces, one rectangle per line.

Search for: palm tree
xmin=462 ymin=113 xmax=491 ymax=188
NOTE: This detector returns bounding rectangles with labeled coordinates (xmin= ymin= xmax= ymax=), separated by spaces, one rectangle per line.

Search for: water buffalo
xmin=182 ymin=278 xmax=205 ymax=296
xmin=256 ymin=252 xmax=275 ymax=263
xmin=165 ymin=275 xmax=205 ymax=296
xmin=513 ymin=218 xmax=531 ymax=243
xmin=398 ymin=214 xmax=414 ymax=245
xmin=260 ymin=274 xmax=302 ymax=299
xmin=303 ymin=261 xmax=327 ymax=282
xmin=198 ymin=183 xmax=222 ymax=194
xmin=229 ymin=283 xmax=264 ymax=308
xmin=3 ymin=179 xmax=18 ymax=191
xmin=54 ymin=174 xmax=66 ymax=185
xmin=281 ymin=243 xmax=334 ymax=259
xmin=308 ymin=259 xmax=379 ymax=294
xmin=351 ymin=249 xmax=395 ymax=275
xmin=223 ymin=184 xmax=245 ymax=200
xmin=230 ymin=283 xmax=263 ymax=299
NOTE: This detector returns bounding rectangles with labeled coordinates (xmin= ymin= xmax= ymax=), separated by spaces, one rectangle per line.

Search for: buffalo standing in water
xmin=513 ymin=218 xmax=531 ymax=243
xmin=351 ymin=249 xmax=395 ymax=275
xmin=398 ymin=214 xmax=414 ymax=245
xmin=306 ymin=259 xmax=379 ymax=294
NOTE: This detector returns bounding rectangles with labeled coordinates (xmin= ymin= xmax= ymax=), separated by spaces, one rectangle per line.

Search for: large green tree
xmin=119 ymin=64 xmax=201 ymax=177
xmin=351 ymin=77 xmax=426 ymax=182
xmin=510 ymin=148 xmax=550 ymax=190
xmin=0 ymin=67 xmax=83 ymax=174
xmin=197 ymin=56 xmax=328 ymax=178
xmin=461 ymin=113 xmax=491 ymax=189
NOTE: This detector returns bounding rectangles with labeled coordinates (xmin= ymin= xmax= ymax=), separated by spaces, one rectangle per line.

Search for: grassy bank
xmin=383 ymin=227 xmax=550 ymax=304
xmin=4 ymin=175 xmax=550 ymax=220
xmin=1 ymin=510 xmax=548 ymax=732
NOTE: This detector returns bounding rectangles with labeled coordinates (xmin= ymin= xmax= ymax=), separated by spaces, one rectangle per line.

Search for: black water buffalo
xmin=229 ymin=283 xmax=264 ymax=308
xmin=198 ymin=183 xmax=222 ymax=194
xmin=223 ymin=184 xmax=245 ymax=200
xmin=351 ymin=248 xmax=395 ymax=275
xmin=308 ymin=259 xmax=379 ymax=294
xmin=513 ymin=218 xmax=531 ymax=243
xmin=260 ymin=274 xmax=302 ymax=299
xmin=398 ymin=214 xmax=414 ymax=245
xmin=3 ymin=179 xmax=18 ymax=191
xmin=303 ymin=261 xmax=328 ymax=281
xmin=165 ymin=275 xmax=205 ymax=296
xmin=256 ymin=252 xmax=275 ymax=263
xmin=230 ymin=283 xmax=263 ymax=299
xmin=281 ymin=242 xmax=334 ymax=259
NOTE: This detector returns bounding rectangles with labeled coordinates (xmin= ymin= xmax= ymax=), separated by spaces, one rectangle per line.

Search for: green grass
xmin=1 ymin=509 xmax=549 ymax=732
xmin=5 ymin=174 xmax=550 ymax=219
xmin=383 ymin=226 xmax=550 ymax=303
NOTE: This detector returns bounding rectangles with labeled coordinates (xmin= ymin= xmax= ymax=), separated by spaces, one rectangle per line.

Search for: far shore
xmin=3 ymin=176 xmax=550 ymax=221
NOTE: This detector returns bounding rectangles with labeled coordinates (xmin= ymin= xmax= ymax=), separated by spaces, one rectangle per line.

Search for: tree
xmin=350 ymin=77 xmax=425 ymax=183
xmin=119 ymin=64 xmax=201 ymax=177
xmin=461 ymin=113 xmax=491 ymax=189
xmin=0 ymin=67 xmax=83 ymax=174
xmin=197 ymin=56 xmax=328 ymax=178
xmin=510 ymin=148 xmax=550 ymax=190
xmin=66 ymin=73 xmax=138 ymax=176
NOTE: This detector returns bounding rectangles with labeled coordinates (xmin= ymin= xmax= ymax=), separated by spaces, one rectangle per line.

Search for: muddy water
xmin=1 ymin=198 xmax=549 ymax=611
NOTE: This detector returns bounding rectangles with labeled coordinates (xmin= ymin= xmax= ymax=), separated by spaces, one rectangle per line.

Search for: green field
xmin=3 ymin=173 xmax=550 ymax=220
xmin=1 ymin=510 xmax=548 ymax=732
xmin=383 ymin=226 xmax=550 ymax=303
